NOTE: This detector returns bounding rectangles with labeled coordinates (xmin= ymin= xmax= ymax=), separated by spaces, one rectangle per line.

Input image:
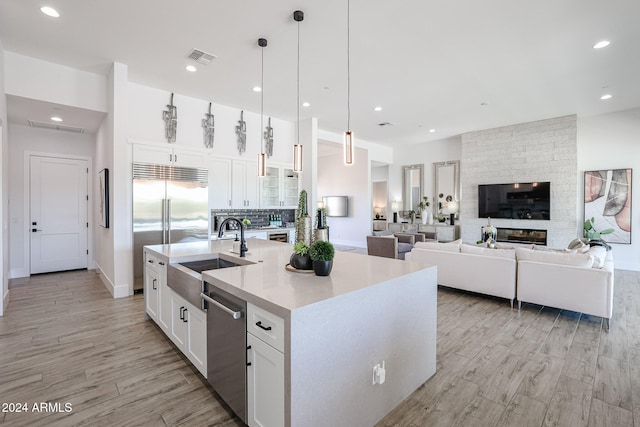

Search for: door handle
xmin=182 ymin=308 xmax=188 ymax=322
xmin=200 ymin=293 xmax=242 ymax=319
xmin=167 ymin=199 xmax=172 ymax=243
xmin=179 ymin=306 xmax=185 ymax=320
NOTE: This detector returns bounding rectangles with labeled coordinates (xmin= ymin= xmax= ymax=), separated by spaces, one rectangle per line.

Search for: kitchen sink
xmin=178 ymin=258 xmax=240 ymax=273
xmin=168 ymin=255 xmax=252 ymax=309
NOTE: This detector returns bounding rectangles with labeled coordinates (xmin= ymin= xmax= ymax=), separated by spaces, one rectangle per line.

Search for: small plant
xmin=309 ymin=240 xmax=335 ymax=262
xmin=417 ymin=196 xmax=430 ymax=211
xmin=242 ymin=218 xmax=251 ymax=226
xmin=583 ymin=217 xmax=614 ymax=239
xmin=293 ymin=241 xmax=309 ymax=256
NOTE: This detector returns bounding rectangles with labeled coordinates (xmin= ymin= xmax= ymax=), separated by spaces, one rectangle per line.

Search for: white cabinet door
xmin=158 ymin=269 xmax=171 ymax=334
xmin=247 ymin=333 xmax=285 ymax=427
xmin=281 ymin=167 xmax=299 ymax=208
xmin=133 ymin=144 xmax=173 ymax=166
xmin=170 ymin=294 xmax=188 ymax=350
xmin=232 ymin=160 xmax=259 ymax=209
xmin=144 ymin=266 xmax=160 ymax=321
xmin=186 ymin=306 xmax=207 ymax=378
xmin=173 ymin=147 xmax=208 ymax=168
xmin=260 ymin=166 xmax=281 ymax=208
xmin=210 ymin=157 xmax=232 ymax=209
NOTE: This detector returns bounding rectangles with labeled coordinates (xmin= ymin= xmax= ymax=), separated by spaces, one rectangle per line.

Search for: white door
xmin=30 ymin=156 xmax=88 ymax=274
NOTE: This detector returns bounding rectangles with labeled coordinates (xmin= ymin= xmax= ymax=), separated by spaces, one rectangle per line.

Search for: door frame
xmin=23 ymin=151 xmax=94 ymax=275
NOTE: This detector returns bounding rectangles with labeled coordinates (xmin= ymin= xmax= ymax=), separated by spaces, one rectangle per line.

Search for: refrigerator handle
xmin=161 ymin=199 xmax=167 ymax=244
xmin=167 ymin=199 xmax=172 ymax=243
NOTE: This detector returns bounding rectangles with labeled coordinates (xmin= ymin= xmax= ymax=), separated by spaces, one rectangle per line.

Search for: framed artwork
xmin=584 ymin=168 xmax=632 ymax=244
xmin=99 ymin=168 xmax=109 ymax=228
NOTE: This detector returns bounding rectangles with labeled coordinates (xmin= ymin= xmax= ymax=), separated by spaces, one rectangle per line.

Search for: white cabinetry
xmin=169 ymin=291 xmax=207 ymax=377
xmin=210 ymin=157 xmax=232 ymax=209
xmin=144 ymin=264 xmax=160 ymax=321
xmin=260 ymin=165 xmax=299 ymax=208
xmin=133 ymin=143 xmax=208 ymax=168
xmin=144 ymin=252 xmax=168 ymax=333
xmin=232 ymin=160 xmax=259 ymax=209
xmin=246 ymin=303 xmax=285 ymax=427
xmin=418 ymin=223 xmax=460 ymax=242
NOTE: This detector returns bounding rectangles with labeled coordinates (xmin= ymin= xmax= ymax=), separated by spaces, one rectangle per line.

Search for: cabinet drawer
xmin=145 ymin=252 xmax=165 ymax=273
xmin=247 ymin=303 xmax=285 ymax=353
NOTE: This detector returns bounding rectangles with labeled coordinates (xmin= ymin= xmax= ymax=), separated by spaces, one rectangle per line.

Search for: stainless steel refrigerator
xmin=133 ymin=163 xmax=209 ymax=291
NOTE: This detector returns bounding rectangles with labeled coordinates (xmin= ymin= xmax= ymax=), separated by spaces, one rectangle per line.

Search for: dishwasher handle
xmin=200 ymin=292 xmax=243 ymax=320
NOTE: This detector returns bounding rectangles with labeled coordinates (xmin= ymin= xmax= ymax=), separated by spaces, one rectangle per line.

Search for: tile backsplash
xmin=211 ymin=209 xmax=295 ymax=230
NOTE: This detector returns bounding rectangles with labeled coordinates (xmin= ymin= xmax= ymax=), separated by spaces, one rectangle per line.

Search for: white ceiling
xmin=1 ymin=0 xmax=639 ymax=145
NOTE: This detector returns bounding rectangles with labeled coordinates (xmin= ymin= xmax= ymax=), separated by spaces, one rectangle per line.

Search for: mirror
xmin=402 ymin=164 xmax=423 ymax=214
xmin=433 ymin=160 xmax=460 ymax=217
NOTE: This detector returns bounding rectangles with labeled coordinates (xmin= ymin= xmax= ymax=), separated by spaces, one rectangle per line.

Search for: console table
xmin=419 ymin=223 xmax=460 ymax=242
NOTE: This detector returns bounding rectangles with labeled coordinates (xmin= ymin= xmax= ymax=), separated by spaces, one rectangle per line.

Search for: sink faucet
xmin=217 ymin=217 xmax=247 ymax=257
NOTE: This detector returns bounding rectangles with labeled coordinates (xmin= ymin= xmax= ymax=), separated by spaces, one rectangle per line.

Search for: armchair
xmin=366 ymin=232 xmax=416 ymax=260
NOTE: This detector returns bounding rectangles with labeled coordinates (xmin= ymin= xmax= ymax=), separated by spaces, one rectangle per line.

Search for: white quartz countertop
xmin=145 ymin=239 xmax=431 ymax=316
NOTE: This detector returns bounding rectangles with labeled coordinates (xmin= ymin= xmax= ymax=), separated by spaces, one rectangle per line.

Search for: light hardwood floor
xmin=1 ymin=269 xmax=638 ymax=426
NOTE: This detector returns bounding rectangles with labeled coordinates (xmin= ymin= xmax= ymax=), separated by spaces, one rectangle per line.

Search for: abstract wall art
xmin=584 ymin=168 xmax=632 ymax=244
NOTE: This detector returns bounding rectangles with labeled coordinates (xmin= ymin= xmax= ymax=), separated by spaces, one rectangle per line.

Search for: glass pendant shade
xmin=293 ymin=144 xmax=303 ymax=172
xmin=343 ymin=131 xmax=354 ymax=165
xmin=258 ymin=152 xmax=266 ymax=177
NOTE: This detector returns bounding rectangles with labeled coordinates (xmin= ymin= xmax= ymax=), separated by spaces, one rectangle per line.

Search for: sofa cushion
xmin=515 ymin=247 xmax=594 ymax=268
xmin=532 ymin=245 xmax=577 ymax=254
xmin=414 ymin=240 xmax=460 ymax=253
xmin=588 ymin=246 xmax=608 ymax=269
xmin=567 ymin=238 xmax=591 ymax=253
xmin=460 ymin=243 xmax=516 ymax=259
xmin=372 ymin=230 xmax=394 ymax=237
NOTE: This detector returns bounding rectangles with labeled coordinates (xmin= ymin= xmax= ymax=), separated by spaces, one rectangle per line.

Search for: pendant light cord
xmin=261 ymin=45 xmax=264 ymax=153
xmin=297 ymin=20 xmax=300 ymax=146
xmin=347 ymin=0 xmax=351 ymax=132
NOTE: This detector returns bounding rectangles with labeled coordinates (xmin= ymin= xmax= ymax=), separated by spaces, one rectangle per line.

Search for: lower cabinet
xmin=144 ymin=267 xmax=160 ymax=321
xmin=247 ymin=332 xmax=284 ymax=427
xmin=169 ymin=291 xmax=207 ymax=378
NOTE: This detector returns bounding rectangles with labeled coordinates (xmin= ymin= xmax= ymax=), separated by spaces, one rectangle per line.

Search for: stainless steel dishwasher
xmin=200 ymin=284 xmax=247 ymax=424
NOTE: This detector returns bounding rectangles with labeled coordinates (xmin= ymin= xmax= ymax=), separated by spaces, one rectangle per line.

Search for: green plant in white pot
xmin=309 ymin=240 xmax=335 ymax=276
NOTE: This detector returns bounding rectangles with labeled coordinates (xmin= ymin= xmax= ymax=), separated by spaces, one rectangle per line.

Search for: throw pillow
xmin=460 ymin=243 xmax=516 ymax=259
xmin=515 ymin=247 xmax=594 ymax=268
xmin=373 ymin=230 xmax=394 ymax=237
xmin=414 ymin=241 xmax=461 ymax=253
xmin=588 ymin=246 xmax=607 ymax=269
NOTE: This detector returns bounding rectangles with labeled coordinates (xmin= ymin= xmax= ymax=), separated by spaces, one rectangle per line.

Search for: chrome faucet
xmin=217 ymin=217 xmax=247 ymax=257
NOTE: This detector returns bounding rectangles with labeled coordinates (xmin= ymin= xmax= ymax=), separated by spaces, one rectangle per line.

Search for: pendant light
xmin=257 ymin=38 xmax=268 ymax=177
xmin=343 ymin=0 xmax=354 ymax=165
xmin=293 ymin=10 xmax=304 ymax=173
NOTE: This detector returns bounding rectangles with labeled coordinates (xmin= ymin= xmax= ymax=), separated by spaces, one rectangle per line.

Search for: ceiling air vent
xmin=378 ymin=122 xmax=393 ymax=127
xmin=186 ymin=48 xmax=216 ymax=65
xmin=28 ymin=120 xmax=85 ymax=134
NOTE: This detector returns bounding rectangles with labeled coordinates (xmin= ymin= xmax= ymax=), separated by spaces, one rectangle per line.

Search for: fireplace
xmin=496 ymin=227 xmax=547 ymax=245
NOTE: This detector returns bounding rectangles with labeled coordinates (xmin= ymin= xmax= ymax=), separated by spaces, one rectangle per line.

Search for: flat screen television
xmin=478 ymin=182 xmax=550 ymax=220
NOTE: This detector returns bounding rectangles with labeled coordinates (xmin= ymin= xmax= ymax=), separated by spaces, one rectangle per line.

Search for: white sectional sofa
xmin=515 ymin=246 xmax=614 ymax=328
xmin=405 ymin=241 xmax=614 ymax=327
xmin=405 ymin=241 xmax=517 ymax=307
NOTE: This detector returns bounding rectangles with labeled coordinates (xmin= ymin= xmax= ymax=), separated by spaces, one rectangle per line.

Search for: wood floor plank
xmin=4 ymin=268 xmax=640 ymax=427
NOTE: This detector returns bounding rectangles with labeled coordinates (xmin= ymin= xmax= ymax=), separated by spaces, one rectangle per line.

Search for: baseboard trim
xmin=96 ymin=264 xmax=130 ymax=299
xmin=9 ymin=268 xmax=29 ymax=279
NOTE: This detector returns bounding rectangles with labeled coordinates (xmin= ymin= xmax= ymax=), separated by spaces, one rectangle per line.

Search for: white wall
xmin=94 ymin=117 xmax=112 ymax=286
xmin=318 ymin=147 xmax=370 ymax=247
xmin=578 ymin=108 xmax=640 ymax=271
xmin=128 ymin=83 xmax=295 ymax=164
xmin=0 ymin=41 xmax=8 ymax=315
xmin=4 ymin=52 xmax=107 ymax=112
xmin=7 ymin=124 xmax=95 ymax=278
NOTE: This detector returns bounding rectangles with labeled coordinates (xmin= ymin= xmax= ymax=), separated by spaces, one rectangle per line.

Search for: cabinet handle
xmin=152 ymin=279 xmax=157 ymax=290
xmin=179 ymin=306 xmax=185 ymax=320
xmin=255 ymin=321 xmax=272 ymax=331
xmin=158 ymin=261 xmax=165 ymax=266
xmin=175 ymin=154 xmax=178 ymax=163
xmin=148 ymin=259 xmax=154 ymax=264
xmin=246 ymin=345 xmax=252 ymax=366
xmin=169 ymin=154 xmax=173 ymax=162
xmin=183 ymin=308 xmax=188 ymax=322
xmin=228 ymin=200 xmax=231 ymax=207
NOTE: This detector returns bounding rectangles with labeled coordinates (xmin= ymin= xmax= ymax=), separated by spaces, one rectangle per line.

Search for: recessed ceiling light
xmin=600 ymin=94 xmax=612 ymax=100
xmin=40 ymin=6 xmax=60 ymax=17
xmin=185 ymin=65 xmax=197 ymax=72
xmin=429 ymin=129 xmax=436 ymax=133
xmin=253 ymin=86 xmax=262 ymax=92
xmin=593 ymin=40 xmax=610 ymax=49
xmin=51 ymin=116 xmax=63 ymax=122
xmin=302 ymin=102 xmax=310 ymax=107
xmin=374 ymin=106 xmax=382 ymax=112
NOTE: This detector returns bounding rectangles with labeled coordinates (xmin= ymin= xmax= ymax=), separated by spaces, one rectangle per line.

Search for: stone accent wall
xmin=460 ymin=115 xmax=577 ymax=248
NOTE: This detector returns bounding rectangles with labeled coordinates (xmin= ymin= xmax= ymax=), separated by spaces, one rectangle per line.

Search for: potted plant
xmin=309 ymin=240 xmax=335 ymax=276
xmin=290 ymin=241 xmax=312 ymax=270
xmin=584 ymin=217 xmax=614 ymax=240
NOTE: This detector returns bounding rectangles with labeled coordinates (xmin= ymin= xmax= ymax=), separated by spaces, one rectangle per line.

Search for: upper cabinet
xmin=232 ymin=159 xmax=259 ymax=209
xmin=210 ymin=157 xmax=232 ymax=210
xmin=260 ymin=164 xmax=299 ymax=209
xmin=133 ymin=143 xmax=208 ymax=169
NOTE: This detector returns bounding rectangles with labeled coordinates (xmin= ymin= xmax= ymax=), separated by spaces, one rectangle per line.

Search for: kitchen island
xmin=144 ymin=238 xmax=437 ymax=427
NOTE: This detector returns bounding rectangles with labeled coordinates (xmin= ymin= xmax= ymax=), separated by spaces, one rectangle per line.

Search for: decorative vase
xmin=312 ymin=260 xmax=333 ymax=276
xmin=482 ymin=217 xmax=497 ymax=242
xmin=428 ymin=211 xmax=434 ymax=225
xmin=290 ymin=253 xmax=312 ymax=270
xmin=421 ymin=210 xmax=428 ymax=225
